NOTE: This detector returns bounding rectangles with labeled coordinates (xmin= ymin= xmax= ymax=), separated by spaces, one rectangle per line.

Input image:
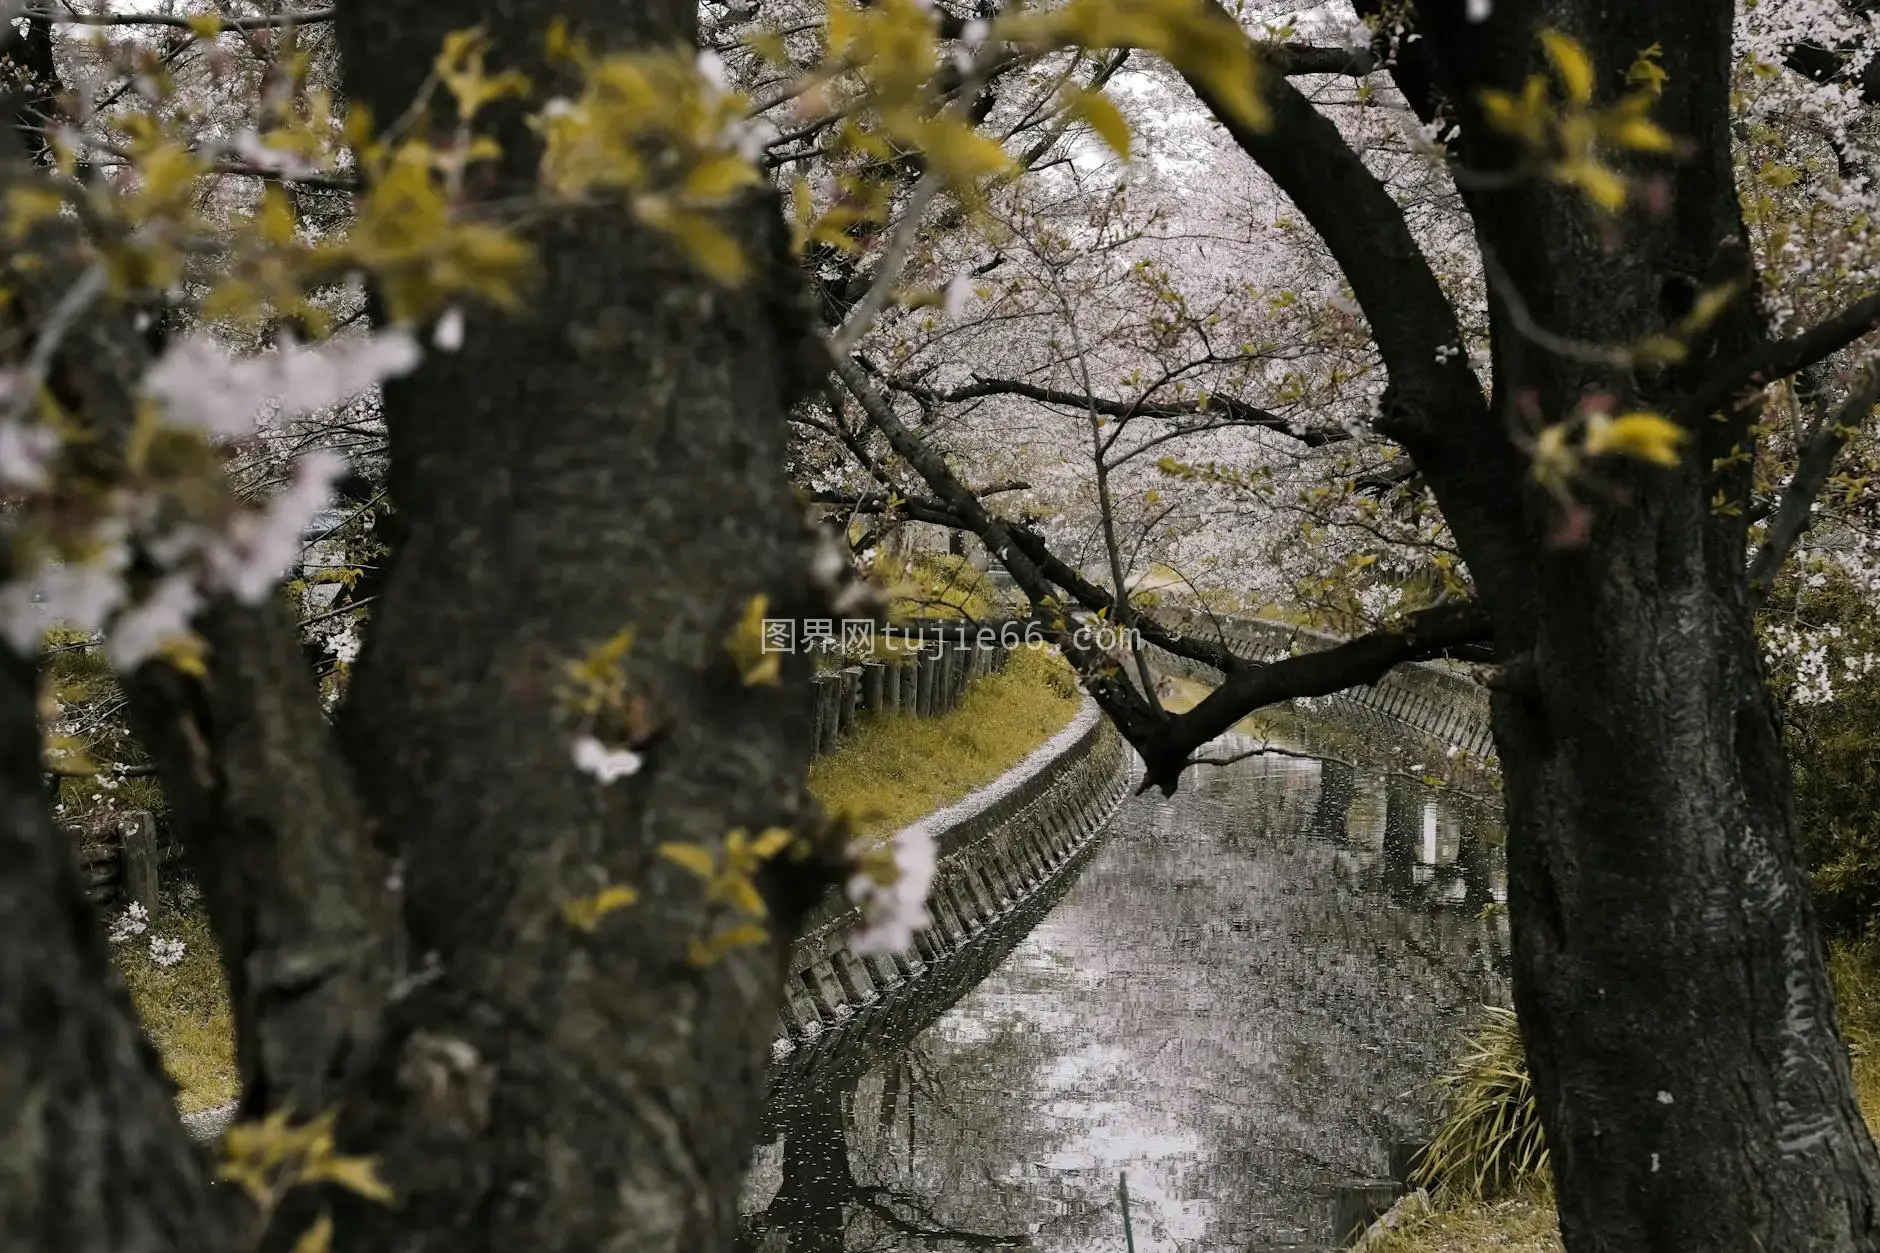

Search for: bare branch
xmin=1748 ymin=362 xmax=1880 ymax=601
xmin=1267 ymin=43 xmax=1380 ymax=77
xmin=897 ymin=373 xmax=1348 ymax=446
xmin=1133 ymin=599 xmax=1494 ymax=795
xmin=21 ymin=6 xmax=334 ymax=30
xmin=1678 ymin=291 xmax=1880 ymax=426
xmin=834 ymin=354 xmax=1168 ymax=742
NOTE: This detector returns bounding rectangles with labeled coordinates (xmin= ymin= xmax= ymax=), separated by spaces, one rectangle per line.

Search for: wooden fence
xmin=70 ymin=809 xmax=170 ymax=914
xmin=74 ymin=621 xmax=1034 ymax=911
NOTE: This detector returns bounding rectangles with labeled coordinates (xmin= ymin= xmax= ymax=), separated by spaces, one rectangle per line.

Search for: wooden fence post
xmin=120 ymin=810 xmax=160 ymax=915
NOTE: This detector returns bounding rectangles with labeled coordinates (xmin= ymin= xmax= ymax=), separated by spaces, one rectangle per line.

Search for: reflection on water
xmin=743 ymin=729 xmax=1508 ymax=1252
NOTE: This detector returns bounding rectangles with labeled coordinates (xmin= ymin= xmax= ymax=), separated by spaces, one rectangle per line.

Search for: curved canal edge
xmin=774 ymin=696 xmax=1137 ymax=1056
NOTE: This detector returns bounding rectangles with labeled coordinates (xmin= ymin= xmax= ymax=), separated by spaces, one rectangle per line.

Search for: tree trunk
xmin=310 ymin=3 xmax=822 ymax=1250
xmin=0 ymin=642 xmax=227 ymax=1251
xmin=1497 ymin=551 xmax=1880 ymax=1250
xmin=1430 ymin=1 xmax=1880 ymax=1246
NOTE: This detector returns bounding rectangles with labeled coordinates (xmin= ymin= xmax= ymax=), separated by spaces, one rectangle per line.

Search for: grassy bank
xmin=107 ymin=892 xmax=237 ymax=1115
xmin=808 ymin=642 xmax=1082 ymax=838
xmin=114 ymin=641 xmax=1080 ymax=1116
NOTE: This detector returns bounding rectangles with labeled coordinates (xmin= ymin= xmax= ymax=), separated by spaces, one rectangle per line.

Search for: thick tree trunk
xmin=1497 ymin=547 xmax=1880 ymax=1250
xmin=1431 ymin=1 xmax=1880 ymax=1246
xmin=321 ymin=2 xmax=820 ymax=1250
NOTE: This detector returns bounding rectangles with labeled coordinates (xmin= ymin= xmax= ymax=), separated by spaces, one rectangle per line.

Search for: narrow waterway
xmin=744 ymin=723 xmax=1508 ymax=1252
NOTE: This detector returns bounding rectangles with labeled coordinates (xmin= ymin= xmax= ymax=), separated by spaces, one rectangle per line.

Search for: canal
xmin=743 ymin=718 xmax=1509 ymax=1251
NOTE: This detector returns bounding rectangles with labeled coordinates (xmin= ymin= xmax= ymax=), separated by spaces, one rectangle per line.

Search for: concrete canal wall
xmin=774 ymin=696 xmax=1134 ymax=1057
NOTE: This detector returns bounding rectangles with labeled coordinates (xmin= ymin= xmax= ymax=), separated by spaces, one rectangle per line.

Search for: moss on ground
xmin=107 ymin=891 xmax=237 ymax=1115
xmin=807 ymin=643 xmax=1082 ymax=839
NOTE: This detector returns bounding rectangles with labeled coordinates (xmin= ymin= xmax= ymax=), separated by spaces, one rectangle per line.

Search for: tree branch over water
xmin=1134 ymin=598 xmax=1494 ymax=795
xmin=886 ymin=373 xmax=1349 ymax=447
xmin=840 ymin=355 xmax=1498 ymax=796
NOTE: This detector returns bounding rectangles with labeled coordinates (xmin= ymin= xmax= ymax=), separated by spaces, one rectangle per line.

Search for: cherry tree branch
xmin=838 ymin=354 xmax=1500 ymax=794
xmin=1137 ymin=598 xmax=1494 ymax=793
xmin=1267 ymin=43 xmax=1381 ymax=77
xmin=892 ymin=373 xmax=1348 ymax=446
xmin=21 ymin=6 xmax=334 ymax=30
xmin=1747 ymin=361 xmax=1880 ymax=601
xmin=1677 ymin=291 xmax=1880 ymax=426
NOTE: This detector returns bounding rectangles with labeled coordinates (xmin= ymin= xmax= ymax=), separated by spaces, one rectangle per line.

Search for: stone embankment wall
xmin=1148 ymin=613 xmax=1497 ymax=761
xmin=773 ymin=697 xmax=1133 ymax=1060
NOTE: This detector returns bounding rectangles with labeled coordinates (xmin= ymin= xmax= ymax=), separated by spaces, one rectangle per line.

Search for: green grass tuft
xmin=1413 ymin=1004 xmax=1548 ymax=1202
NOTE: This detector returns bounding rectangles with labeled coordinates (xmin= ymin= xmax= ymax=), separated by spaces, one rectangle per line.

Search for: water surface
xmin=745 ymin=725 xmax=1508 ymax=1251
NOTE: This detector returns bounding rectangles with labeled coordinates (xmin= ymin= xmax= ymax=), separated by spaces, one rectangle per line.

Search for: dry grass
xmin=1366 ymin=1183 xmax=1562 ymax=1252
xmin=108 ymin=891 xmax=237 ymax=1115
xmin=1414 ymin=1005 xmax=1547 ymax=1202
xmin=884 ymin=552 xmax=1004 ymax=622
xmin=808 ymin=644 xmax=1082 ymax=839
xmin=1830 ymin=937 xmax=1880 ymax=1141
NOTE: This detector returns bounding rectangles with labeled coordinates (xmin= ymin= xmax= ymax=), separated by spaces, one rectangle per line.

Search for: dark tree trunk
xmin=318 ymin=2 xmax=821 ymax=1250
xmin=1168 ymin=1 xmax=1880 ymax=1247
xmin=1496 ymin=524 xmax=1880 ymax=1250
xmin=1424 ymin=1 xmax=1880 ymax=1246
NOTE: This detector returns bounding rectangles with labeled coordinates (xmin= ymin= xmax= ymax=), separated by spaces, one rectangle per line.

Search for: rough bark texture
xmin=1405 ymin=2 xmax=1880 ymax=1248
xmin=121 ymin=599 xmax=396 ymax=1124
xmin=322 ymin=2 xmax=820 ymax=1250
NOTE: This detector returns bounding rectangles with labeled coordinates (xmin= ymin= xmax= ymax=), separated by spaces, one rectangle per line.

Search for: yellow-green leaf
xmin=1584 ymin=411 xmax=1686 ymax=467
xmin=722 ymin=875 xmax=767 ymax=919
xmin=683 ymin=154 xmax=762 ymax=202
xmin=1553 ymin=158 xmax=1628 ymax=212
xmin=1540 ymin=29 xmax=1595 ymax=104
xmin=657 ymin=209 xmax=750 ymax=284
xmin=1064 ymin=85 xmax=1131 ymax=161
xmin=687 ymin=921 xmax=770 ymax=967
xmin=292 ymin=1215 xmax=333 ymax=1253
xmin=561 ymin=884 xmax=641 ymax=932
xmin=726 ymin=593 xmax=780 ymax=686
xmin=1627 ymin=44 xmax=1667 ymax=96
xmin=1606 ymin=117 xmax=1675 ymax=152
xmin=749 ymin=826 xmax=794 ymax=859
xmin=312 ymin=1154 xmax=394 ymax=1204
xmin=658 ymin=842 xmax=718 ymax=880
